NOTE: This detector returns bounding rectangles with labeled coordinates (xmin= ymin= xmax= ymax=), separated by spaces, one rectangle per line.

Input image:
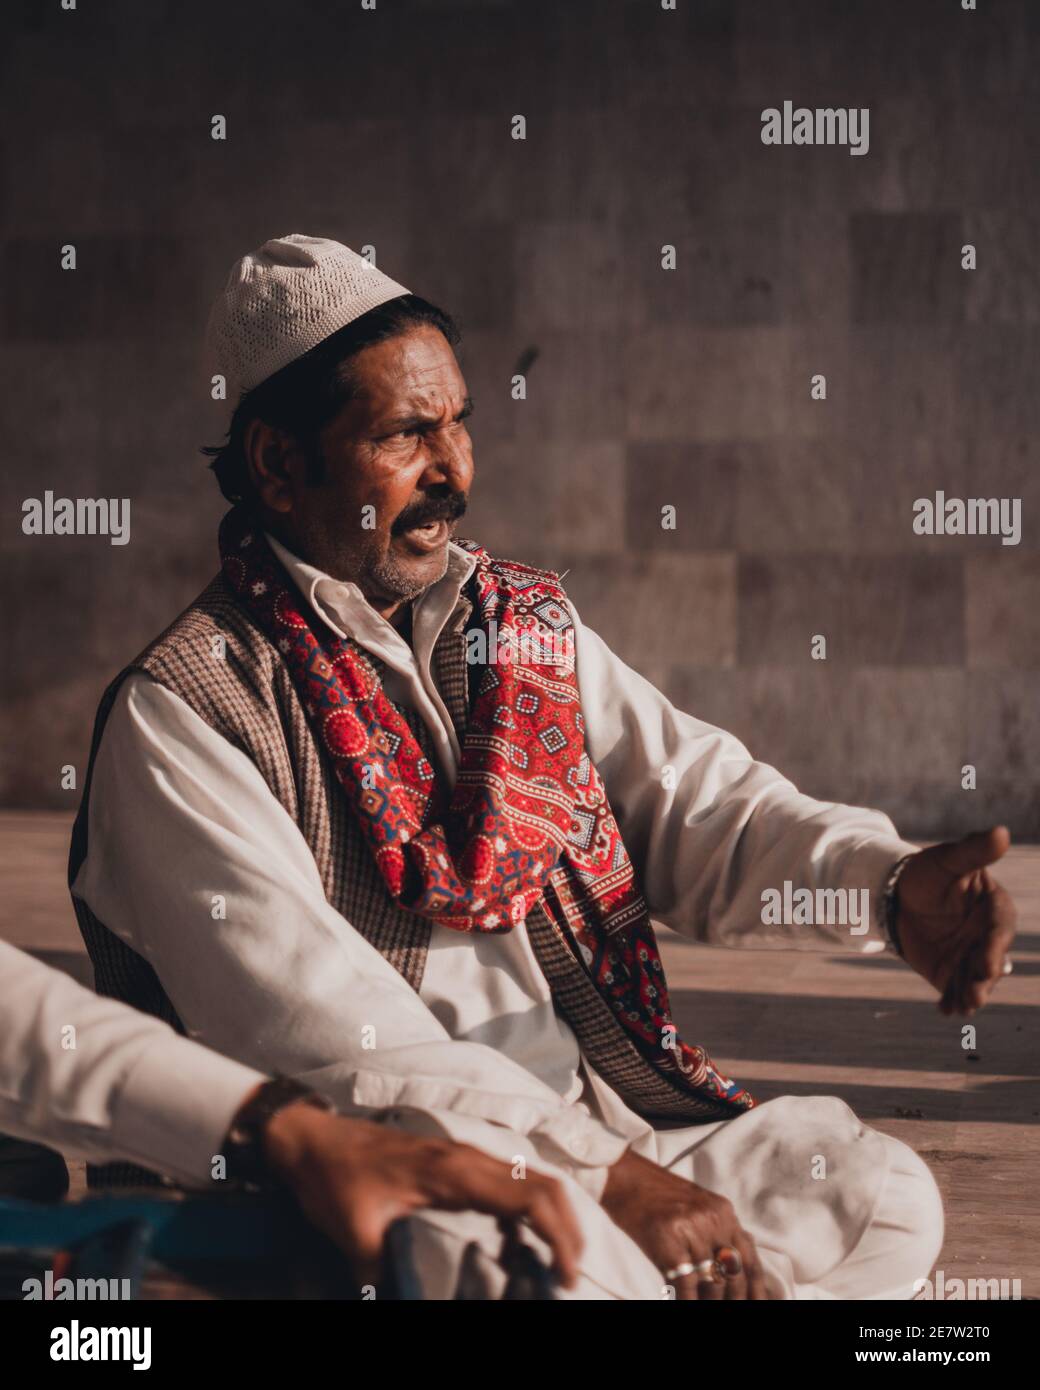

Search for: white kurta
xmin=0 ymin=941 xmax=941 ymax=1301
xmin=0 ymin=938 xmax=264 ymax=1186
xmin=70 ymin=536 xmax=942 ymax=1298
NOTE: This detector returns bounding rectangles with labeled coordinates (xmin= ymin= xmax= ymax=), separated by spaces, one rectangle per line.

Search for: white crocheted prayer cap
xmin=206 ymin=233 xmax=411 ymax=406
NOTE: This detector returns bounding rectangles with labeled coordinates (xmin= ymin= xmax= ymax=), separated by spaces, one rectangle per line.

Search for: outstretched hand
xmin=894 ymin=827 xmax=1017 ymax=1016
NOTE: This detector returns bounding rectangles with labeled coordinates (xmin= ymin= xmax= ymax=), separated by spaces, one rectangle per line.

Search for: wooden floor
xmin=2 ymin=811 xmax=1037 ymax=1295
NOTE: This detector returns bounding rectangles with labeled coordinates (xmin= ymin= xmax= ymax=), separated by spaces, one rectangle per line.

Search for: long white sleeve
xmin=0 ymin=940 xmax=264 ymax=1186
xmin=71 ymin=676 xmax=630 ymax=1187
xmin=569 ymin=604 xmax=919 ymax=952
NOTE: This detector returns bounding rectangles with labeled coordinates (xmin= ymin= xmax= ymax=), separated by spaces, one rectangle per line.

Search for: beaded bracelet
xmin=880 ymin=853 xmax=915 ymax=958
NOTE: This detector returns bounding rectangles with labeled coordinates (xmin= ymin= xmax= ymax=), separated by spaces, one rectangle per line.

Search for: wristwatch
xmin=221 ymin=1075 xmax=333 ymax=1191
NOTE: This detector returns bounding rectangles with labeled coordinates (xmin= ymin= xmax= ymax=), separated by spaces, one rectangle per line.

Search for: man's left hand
xmin=894 ymin=826 xmax=1017 ymax=1016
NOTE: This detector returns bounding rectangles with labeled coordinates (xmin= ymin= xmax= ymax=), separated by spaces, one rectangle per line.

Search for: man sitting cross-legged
xmin=70 ymin=235 xmax=1016 ymax=1300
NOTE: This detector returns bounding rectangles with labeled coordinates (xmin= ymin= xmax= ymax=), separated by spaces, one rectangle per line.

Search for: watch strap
xmin=221 ymin=1076 xmax=332 ymax=1191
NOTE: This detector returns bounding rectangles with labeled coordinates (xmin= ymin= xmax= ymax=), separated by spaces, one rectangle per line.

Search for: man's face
xmin=263 ymin=326 xmax=474 ymax=613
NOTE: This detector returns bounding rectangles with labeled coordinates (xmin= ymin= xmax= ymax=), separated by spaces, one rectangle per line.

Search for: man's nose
xmin=421 ymin=425 xmax=473 ymax=492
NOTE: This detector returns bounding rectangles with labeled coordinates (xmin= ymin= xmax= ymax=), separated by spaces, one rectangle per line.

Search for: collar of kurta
xmin=219 ymin=504 xmax=754 ymax=1113
xmin=265 ymin=527 xmax=477 ymax=655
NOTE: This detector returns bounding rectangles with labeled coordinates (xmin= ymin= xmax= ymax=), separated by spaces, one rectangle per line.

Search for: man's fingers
xmin=325 ymin=1198 xmax=394 ymax=1286
xmin=979 ymin=882 xmax=1016 ymax=1002
xmin=941 ymin=947 xmax=992 ymax=1015
xmin=665 ymin=1234 xmax=721 ymax=1301
xmin=979 ymin=926 xmax=1015 ymax=995
xmin=432 ymin=1148 xmax=583 ymax=1288
xmin=966 ymin=916 xmax=1014 ymax=1013
xmin=689 ymin=1238 xmax=724 ymax=1301
xmin=938 ymin=975 xmax=960 ymax=1016
xmin=726 ymin=1231 xmax=762 ymax=1301
xmin=943 ymin=876 xmax=1016 ymax=1014
xmin=669 ymin=1271 xmax=699 ymax=1302
xmin=940 ymin=937 xmax=1013 ymax=1016
xmin=929 ymin=826 xmax=1011 ymax=881
xmin=515 ymin=1181 xmax=584 ymax=1288
xmin=716 ymin=1234 xmax=748 ymax=1300
xmin=656 ymin=1240 xmax=708 ymax=1302
xmin=747 ymin=1259 xmax=770 ymax=1300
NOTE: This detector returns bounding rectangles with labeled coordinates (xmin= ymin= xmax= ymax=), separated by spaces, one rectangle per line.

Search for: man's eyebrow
xmin=376 ymin=396 xmax=474 ymax=434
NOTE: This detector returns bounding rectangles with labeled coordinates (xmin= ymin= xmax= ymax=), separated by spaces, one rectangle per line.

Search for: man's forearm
xmin=568 ymin=602 xmax=918 ymax=952
xmin=0 ymin=940 xmax=265 ymax=1187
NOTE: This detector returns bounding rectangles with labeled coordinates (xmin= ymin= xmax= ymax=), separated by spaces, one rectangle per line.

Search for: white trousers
xmin=391 ymin=1095 xmax=945 ymax=1301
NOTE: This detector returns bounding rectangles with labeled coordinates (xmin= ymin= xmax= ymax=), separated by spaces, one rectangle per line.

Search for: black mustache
xmin=392 ymin=495 xmax=468 ymax=535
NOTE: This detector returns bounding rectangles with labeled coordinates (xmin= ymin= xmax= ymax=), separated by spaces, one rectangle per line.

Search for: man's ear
xmin=244 ymin=419 xmax=301 ymax=515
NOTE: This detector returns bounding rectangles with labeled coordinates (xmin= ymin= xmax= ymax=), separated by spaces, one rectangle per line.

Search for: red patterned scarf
xmin=220 ymin=505 xmax=753 ymax=1114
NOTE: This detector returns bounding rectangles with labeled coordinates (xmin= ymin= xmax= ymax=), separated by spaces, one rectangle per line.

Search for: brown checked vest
xmin=70 ymin=568 xmax=724 ymax=1185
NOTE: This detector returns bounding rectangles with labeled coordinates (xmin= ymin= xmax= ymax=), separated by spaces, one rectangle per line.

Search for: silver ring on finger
xmin=662 ymin=1261 xmax=697 ymax=1281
